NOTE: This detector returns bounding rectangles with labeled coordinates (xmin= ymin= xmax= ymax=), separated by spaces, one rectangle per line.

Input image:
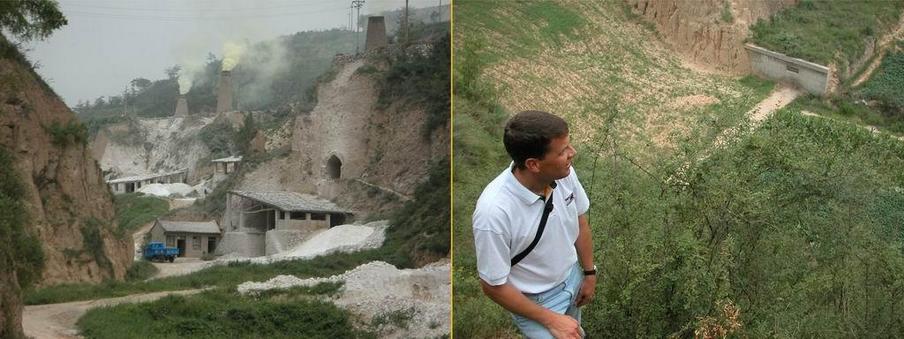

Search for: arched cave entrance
xmin=327 ymin=155 xmax=342 ymax=179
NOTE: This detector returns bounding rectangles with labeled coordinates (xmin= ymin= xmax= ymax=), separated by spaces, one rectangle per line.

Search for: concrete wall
xmin=274 ymin=211 xmax=331 ymax=231
xmin=746 ymin=44 xmax=829 ymax=96
xmin=216 ymin=232 xmax=265 ymax=257
xmin=149 ymin=222 xmax=166 ymax=243
xmin=164 ymin=233 xmax=219 ymax=257
xmin=223 ymin=193 xmax=271 ymax=232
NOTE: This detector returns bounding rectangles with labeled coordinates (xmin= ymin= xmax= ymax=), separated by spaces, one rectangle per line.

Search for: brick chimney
xmin=365 ymin=16 xmax=387 ymax=51
xmin=216 ymin=70 xmax=234 ymax=113
xmin=174 ymin=95 xmax=188 ymax=116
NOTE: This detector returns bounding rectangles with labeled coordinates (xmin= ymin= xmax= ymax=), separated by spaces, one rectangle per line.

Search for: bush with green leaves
xmin=77 ymin=288 xmax=372 ymax=339
xmin=45 ymin=120 xmax=88 ymax=147
xmin=377 ymin=32 xmax=450 ymax=139
xmin=859 ymin=51 xmax=904 ymax=115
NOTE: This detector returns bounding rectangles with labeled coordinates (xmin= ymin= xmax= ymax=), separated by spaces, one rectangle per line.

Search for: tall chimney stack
xmin=365 ymin=16 xmax=387 ymax=51
xmin=174 ymin=95 xmax=188 ymax=116
xmin=216 ymin=70 xmax=234 ymax=113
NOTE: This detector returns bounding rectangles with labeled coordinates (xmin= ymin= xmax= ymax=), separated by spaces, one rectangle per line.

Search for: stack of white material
xmin=137 ymin=183 xmax=195 ymax=197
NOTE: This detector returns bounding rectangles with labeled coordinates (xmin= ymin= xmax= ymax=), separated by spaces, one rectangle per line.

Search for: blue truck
xmin=143 ymin=242 xmax=179 ymax=262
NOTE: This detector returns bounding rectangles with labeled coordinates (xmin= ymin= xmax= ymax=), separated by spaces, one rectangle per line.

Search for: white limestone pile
xmin=275 ymin=220 xmax=387 ymax=260
xmin=237 ymin=259 xmax=450 ymax=338
xmin=138 ymin=183 xmax=195 ymax=197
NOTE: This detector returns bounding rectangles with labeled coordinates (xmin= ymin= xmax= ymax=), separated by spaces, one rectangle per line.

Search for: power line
xmin=64 ymin=2 xmax=337 ymax=12
xmin=62 ymin=6 xmax=349 ymax=21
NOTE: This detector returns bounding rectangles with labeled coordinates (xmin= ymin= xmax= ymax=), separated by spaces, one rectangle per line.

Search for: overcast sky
xmin=23 ymin=0 xmax=444 ymax=106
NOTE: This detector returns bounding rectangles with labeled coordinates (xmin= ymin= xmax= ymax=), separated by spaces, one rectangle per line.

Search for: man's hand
xmin=543 ymin=313 xmax=583 ymax=339
xmin=575 ymin=275 xmax=596 ymax=307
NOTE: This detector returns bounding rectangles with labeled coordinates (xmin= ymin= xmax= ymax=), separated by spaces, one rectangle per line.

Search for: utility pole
xmin=352 ymin=0 xmax=365 ymax=54
xmin=122 ymin=87 xmax=128 ymax=117
xmin=404 ymin=0 xmax=409 ymax=43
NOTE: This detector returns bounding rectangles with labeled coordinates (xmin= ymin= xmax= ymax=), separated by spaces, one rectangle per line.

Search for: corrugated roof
xmin=157 ymin=220 xmax=221 ymax=234
xmin=229 ymin=191 xmax=350 ymax=214
xmin=107 ymin=169 xmax=186 ymax=184
xmin=212 ymin=155 xmax=243 ymax=163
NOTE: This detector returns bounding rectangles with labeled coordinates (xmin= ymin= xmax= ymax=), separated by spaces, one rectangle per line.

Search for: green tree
xmin=0 ymin=0 xmax=67 ymax=41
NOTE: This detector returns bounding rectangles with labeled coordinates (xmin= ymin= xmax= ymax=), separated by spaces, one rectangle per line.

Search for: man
xmin=473 ymin=110 xmax=596 ymax=339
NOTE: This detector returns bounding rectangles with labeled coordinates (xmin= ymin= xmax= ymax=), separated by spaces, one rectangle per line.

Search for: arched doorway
xmin=327 ymin=155 xmax=342 ymax=179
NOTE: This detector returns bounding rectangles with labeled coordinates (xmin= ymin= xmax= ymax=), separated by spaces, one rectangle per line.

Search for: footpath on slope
xmin=22 ymin=289 xmax=205 ymax=339
xmin=669 ymin=85 xmax=801 ymax=184
xmin=850 ymin=13 xmax=904 ymax=88
xmin=24 ymin=220 xmax=391 ymax=337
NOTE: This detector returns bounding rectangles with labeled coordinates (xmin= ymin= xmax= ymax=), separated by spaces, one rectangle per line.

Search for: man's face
xmin=536 ymin=134 xmax=576 ymax=180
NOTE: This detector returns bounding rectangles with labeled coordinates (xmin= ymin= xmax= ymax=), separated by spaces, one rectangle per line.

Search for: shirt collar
xmin=504 ymin=162 xmax=556 ymax=205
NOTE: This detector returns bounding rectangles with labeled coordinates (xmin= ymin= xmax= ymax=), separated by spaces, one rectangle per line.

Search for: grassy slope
xmin=749 ymin=0 xmax=902 ymax=68
xmin=113 ymin=193 xmax=169 ymax=235
xmin=75 ymin=285 xmax=374 ymax=339
xmin=453 ymin=0 xmax=904 ymax=337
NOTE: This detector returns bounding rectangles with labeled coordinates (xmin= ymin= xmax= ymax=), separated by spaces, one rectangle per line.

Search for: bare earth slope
xmin=0 ymin=44 xmax=131 ymax=337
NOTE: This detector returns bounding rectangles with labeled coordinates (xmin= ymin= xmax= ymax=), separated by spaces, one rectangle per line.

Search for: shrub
xmin=45 ymin=120 xmax=88 ymax=147
xmin=0 ymin=148 xmax=45 ymax=289
xmin=125 ymin=260 xmax=158 ymax=282
xmin=77 ymin=289 xmax=373 ymax=338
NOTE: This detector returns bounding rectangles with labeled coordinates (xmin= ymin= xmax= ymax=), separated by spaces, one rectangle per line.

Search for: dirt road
xmin=23 ymin=289 xmax=203 ymax=339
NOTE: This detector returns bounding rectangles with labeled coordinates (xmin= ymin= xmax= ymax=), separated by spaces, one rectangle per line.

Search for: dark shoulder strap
xmin=511 ymin=190 xmax=554 ymax=267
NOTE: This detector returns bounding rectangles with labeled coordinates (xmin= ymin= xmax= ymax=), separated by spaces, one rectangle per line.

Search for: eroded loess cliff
xmin=238 ymin=52 xmax=448 ymax=218
xmin=626 ymin=0 xmax=796 ymax=74
xmin=0 ymin=39 xmax=131 ymax=337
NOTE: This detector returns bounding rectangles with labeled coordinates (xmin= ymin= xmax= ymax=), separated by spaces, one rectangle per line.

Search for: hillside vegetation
xmin=750 ymin=0 xmax=904 ymax=137
xmin=454 ymin=0 xmax=904 ymax=337
xmin=749 ymin=0 xmax=902 ymax=69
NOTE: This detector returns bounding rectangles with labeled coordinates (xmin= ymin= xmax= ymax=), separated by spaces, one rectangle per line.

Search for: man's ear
xmin=524 ymin=158 xmax=541 ymax=173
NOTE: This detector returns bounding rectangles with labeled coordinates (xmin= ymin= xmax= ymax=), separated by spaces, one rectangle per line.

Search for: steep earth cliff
xmin=238 ymin=54 xmax=447 ymax=217
xmin=0 ymin=38 xmax=131 ymax=337
xmin=626 ymin=0 xmax=796 ymax=74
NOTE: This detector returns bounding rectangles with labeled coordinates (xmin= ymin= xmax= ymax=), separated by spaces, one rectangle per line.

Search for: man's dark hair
xmin=503 ymin=110 xmax=569 ymax=169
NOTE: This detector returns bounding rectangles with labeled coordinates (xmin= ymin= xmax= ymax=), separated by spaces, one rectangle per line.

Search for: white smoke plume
xmin=177 ymin=69 xmax=192 ymax=95
xmin=222 ymin=41 xmax=247 ymax=71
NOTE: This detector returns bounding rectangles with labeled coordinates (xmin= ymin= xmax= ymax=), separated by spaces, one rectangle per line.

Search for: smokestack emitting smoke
xmin=174 ymin=95 xmax=188 ymax=116
xmin=221 ymin=41 xmax=246 ymax=71
xmin=177 ymin=74 xmax=192 ymax=95
xmin=216 ymin=70 xmax=233 ymax=113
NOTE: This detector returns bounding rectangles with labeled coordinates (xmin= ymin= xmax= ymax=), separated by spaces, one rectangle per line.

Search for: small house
xmin=212 ymin=155 xmax=242 ymax=175
xmin=148 ymin=219 xmax=221 ymax=258
xmin=217 ymin=191 xmax=352 ymax=256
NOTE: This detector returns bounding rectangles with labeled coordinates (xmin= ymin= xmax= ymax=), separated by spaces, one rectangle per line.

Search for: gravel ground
xmin=238 ymin=259 xmax=450 ymax=338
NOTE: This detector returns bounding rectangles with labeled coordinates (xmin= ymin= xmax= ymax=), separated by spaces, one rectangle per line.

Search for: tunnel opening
xmin=327 ymin=155 xmax=342 ymax=179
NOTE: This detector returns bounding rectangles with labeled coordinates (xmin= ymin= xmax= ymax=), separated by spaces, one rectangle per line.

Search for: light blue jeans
xmin=511 ymin=263 xmax=584 ymax=339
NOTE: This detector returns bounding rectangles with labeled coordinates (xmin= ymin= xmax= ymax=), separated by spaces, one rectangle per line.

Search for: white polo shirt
xmin=473 ymin=164 xmax=590 ymax=294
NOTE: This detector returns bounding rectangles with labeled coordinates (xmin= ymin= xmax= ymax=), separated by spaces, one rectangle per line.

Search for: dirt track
xmin=23 ymin=289 xmax=203 ymax=339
